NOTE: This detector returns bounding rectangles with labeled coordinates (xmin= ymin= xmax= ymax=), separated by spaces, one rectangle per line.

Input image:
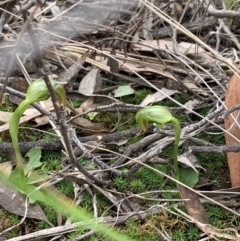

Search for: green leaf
xmin=179 ymin=167 xmax=199 ymax=188
xmin=114 ymin=85 xmax=135 ymax=97
xmin=87 ymin=112 xmax=99 ymax=120
xmin=24 ymin=147 xmax=42 ymax=175
xmin=18 ymin=183 xmax=46 ymax=204
xmin=10 ymin=169 xmax=46 ymax=204
xmin=119 ymin=167 xmax=129 ymax=173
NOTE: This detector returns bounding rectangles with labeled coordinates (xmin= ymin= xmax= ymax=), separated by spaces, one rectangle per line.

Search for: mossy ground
xmin=0 ymin=86 xmax=238 ymax=241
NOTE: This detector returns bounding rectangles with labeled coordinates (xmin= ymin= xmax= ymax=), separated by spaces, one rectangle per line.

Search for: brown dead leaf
xmin=27 ymin=0 xmax=45 ymax=17
xmin=71 ymin=117 xmax=106 ymax=135
xmin=49 ymin=5 xmax=61 ymax=17
xmin=75 ymin=102 xmax=108 ymax=114
xmin=195 ymin=173 xmax=213 ymax=190
xmin=72 ymin=117 xmax=101 ymax=129
xmin=77 ymin=67 xmax=103 ymax=116
xmin=0 ymin=180 xmax=51 ymax=224
xmin=140 ymin=88 xmax=179 ymax=106
xmin=0 ymin=112 xmax=43 ymax=133
xmin=78 ymin=67 xmax=102 ymax=95
xmin=122 ymin=61 xmax=178 ymax=81
xmin=142 ymin=10 xmax=153 ymax=41
xmin=0 ymin=99 xmax=55 ymax=132
xmin=107 ymin=139 xmax=128 ymax=147
xmin=176 ymin=206 xmax=240 ymax=240
xmin=224 ymin=70 xmax=240 ymax=187
xmin=0 ymin=111 xmax=12 ymax=123
xmin=28 ymin=99 xmax=55 ymax=126
xmin=133 ymin=40 xmax=212 ymax=62
xmin=0 ymin=161 xmax=13 ymax=178
xmin=183 ymin=81 xmax=208 ymax=96
xmin=34 ymin=115 xmax=50 ymax=126
xmin=23 ymin=99 xmax=54 ymax=116
xmin=178 ymin=185 xmax=209 ymax=224
xmin=170 ymin=2 xmax=182 ymax=13
xmin=77 ymin=97 xmax=94 ymax=115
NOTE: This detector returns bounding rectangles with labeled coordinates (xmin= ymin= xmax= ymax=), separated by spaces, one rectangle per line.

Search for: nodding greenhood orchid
xmin=9 ymin=79 xmax=66 ymax=171
xmin=136 ymin=106 xmax=181 ymax=181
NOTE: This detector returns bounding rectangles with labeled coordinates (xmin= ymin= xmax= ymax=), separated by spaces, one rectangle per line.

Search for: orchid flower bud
xmin=26 ymin=79 xmax=66 ymax=109
xmin=54 ymin=82 xmax=66 ymax=110
xmin=136 ymin=106 xmax=173 ymax=131
xmin=26 ymin=79 xmax=50 ymax=103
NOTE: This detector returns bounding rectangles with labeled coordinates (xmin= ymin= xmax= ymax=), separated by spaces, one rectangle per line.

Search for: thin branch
xmin=189 ymin=144 xmax=240 ymax=154
xmin=208 ymin=4 xmax=240 ymax=18
xmin=0 ymin=127 xmax=140 ymax=154
xmin=222 ymin=105 xmax=240 ymax=119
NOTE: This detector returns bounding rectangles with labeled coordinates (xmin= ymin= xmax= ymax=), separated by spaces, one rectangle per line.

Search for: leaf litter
xmin=0 ymin=0 xmax=240 ymax=240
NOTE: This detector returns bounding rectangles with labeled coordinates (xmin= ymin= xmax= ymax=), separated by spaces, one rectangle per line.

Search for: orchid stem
xmin=171 ymin=117 xmax=181 ymax=181
xmin=9 ymin=79 xmax=66 ymax=173
xmin=135 ymin=105 xmax=181 ymax=181
xmin=10 ymin=99 xmax=31 ymax=171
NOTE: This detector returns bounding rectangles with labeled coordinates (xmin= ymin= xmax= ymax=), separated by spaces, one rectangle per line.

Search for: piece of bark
xmin=224 ymin=70 xmax=240 ymax=187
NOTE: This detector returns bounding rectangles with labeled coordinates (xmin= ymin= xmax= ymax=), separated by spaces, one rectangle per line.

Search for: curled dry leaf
xmin=178 ymin=151 xmax=206 ymax=172
xmin=71 ymin=117 xmax=106 ymax=135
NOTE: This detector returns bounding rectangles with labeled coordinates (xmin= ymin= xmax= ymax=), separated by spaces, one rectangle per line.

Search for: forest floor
xmin=0 ymin=0 xmax=240 ymax=240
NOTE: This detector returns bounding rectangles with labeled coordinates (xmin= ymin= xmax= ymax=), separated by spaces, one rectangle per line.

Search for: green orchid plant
xmin=6 ymin=80 xmax=135 ymax=241
xmin=9 ymin=79 xmax=66 ymax=172
xmin=136 ymin=105 xmax=181 ymax=181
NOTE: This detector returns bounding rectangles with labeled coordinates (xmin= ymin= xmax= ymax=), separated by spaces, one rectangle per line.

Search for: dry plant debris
xmin=0 ymin=0 xmax=240 ymax=240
